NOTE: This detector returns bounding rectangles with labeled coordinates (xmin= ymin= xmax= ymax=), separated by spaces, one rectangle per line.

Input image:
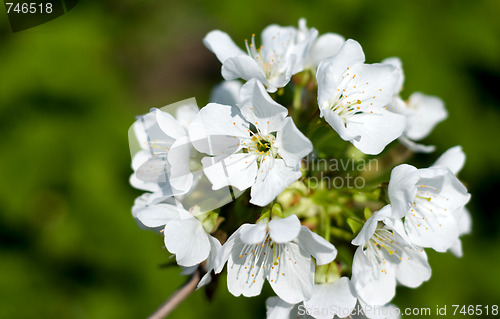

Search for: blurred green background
xmin=1 ymin=0 xmax=499 ymax=318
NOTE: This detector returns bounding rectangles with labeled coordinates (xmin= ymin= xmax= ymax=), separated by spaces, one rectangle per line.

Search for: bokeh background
xmin=1 ymin=0 xmax=499 ymax=318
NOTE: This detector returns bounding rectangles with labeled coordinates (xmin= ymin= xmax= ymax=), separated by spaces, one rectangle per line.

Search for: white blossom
xmin=189 ymin=79 xmax=312 ymax=206
xmin=316 ymin=40 xmax=405 ymax=155
xmin=388 ymin=164 xmax=470 ymax=252
xmin=204 ymin=22 xmax=318 ymax=92
xmin=351 ymin=205 xmax=431 ymax=306
xmin=206 ymin=214 xmax=337 ymax=304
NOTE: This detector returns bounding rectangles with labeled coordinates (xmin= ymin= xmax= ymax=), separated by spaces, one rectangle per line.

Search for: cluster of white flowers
xmin=128 ymin=19 xmax=471 ymax=319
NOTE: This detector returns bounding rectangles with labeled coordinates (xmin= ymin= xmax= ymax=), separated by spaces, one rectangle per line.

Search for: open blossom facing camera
xmin=189 ymin=79 xmax=312 ymax=206
xmin=388 ymin=164 xmax=470 ymax=252
xmin=204 ymin=21 xmax=318 ymax=92
xmin=316 ymin=40 xmax=406 ymax=155
xmin=128 ymin=18 xmax=472 ymax=318
xmin=206 ymin=214 xmax=337 ymax=304
xmin=351 ymin=205 xmax=431 ymax=306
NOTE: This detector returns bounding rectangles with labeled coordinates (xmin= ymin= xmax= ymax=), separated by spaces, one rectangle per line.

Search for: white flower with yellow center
xmin=206 ymin=214 xmax=337 ymax=304
xmin=316 ymin=40 xmax=405 ymax=155
xmin=203 ymin=22 xmax=318 ymax=92
xmin=351 ymin=205 xmax=431 ymax=306
xmin=189 ymin=79 xmax=313 ymax=207
xmin=388 ymin=164 xmax=471 ymax=252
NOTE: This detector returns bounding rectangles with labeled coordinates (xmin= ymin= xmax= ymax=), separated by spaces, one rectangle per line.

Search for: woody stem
xmin=148 ymin=268 xmax=202 ymax=319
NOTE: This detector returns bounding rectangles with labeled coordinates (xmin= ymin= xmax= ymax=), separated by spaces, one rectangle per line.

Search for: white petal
xmin=135 ymin=203 xmax=181 ymax=228
xmin=167 ymin=136 xmax=194 ymax=193
xmin=213 ymin=224 xmax=249 ymax=274
xmin=155 ymin=109 xmax=186 ymax=140
xmin=276 ymin=117 xmax=313 ymax=167
xmin=398 ymin=135 xmax=436 ymax=153
xmin=267 ymin=242 xmax=315 ymax=304
xmin=388 ymin=164 xmax=419 ymax=218
xmin=163 ymin=216 xmax=211 ymax=267
xmin=396 ymin=247 xmax=431 ymax=288
xmin=202 ymin=153 xmax=258 ymax=191
xmin=131 ymin=149 xmax=151 ymax=171
xmin=198 ymin=235 xmax=222 ymax=287
xmin=210 ymin=80 xmax=242 ymax=107
xmin=307 ymin=33 xmax=345 ymax=69
xmin=250 ymin=158 xmax=302 ymax=207
xmin=418 ymin=167 xmax=470 ymax=211
xmin=266 ymin=297 xmax=298 ymax=319
xmin=269 ymin=214 xmax=302 ymax=244
xmin=457 ymin=207 xmax=472 ymax=236
xmin=347 ymin=108 xmax=406 ymax=155
xmin=188 ymin=103 xmax=247 ymax=156
xmin=316 ymin=39 xmax=365 ymax=108
xmin=405 ymin=92 xmax=447 ymax=141
xmin=352 ymin=247 xmax=396 ymax=306
xmin=295 ymin=226 xmax=337 ymax=265
xmin=352 ymin=205 xmax=393 ymax=246
xmin=358 ymin=299 xmax=401 ymax=319
xmin=239 ymin=223 xmax=267 ymax=244
xmin=304 ymin=278 xmax=357 ymax=319
xmin=238 ymin=79 xmax=288 ymax=135
xmin=226 ymin=240 xmax=266 ymax=298
xmin=382 ymin=57 xmax=404 ymax=93
xmin=175 ymin=102 xmax=199 ymax=128
xmin=203 ymin=30 xmax=245 ymax=63
xmin=448 ymin=239 xmax=463 ymax=258
xmin=404 ymin=210 xmax=459 ymax=252
xmin=432 ymin=145 xmax=465 ymax=175
xmin=222 ymin=55 xmax=269 ymax=85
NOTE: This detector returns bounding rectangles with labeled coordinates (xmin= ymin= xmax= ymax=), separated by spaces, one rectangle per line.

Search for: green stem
xmin=293 ymin=84 xmax=304 ymax=111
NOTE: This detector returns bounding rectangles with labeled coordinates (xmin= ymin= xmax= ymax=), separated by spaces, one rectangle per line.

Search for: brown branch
xmin=148 ymin=268 xmax=201 ymax=319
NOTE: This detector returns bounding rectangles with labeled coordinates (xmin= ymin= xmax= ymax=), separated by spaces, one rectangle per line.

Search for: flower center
xmin=246 ymin=134 xmax=277 ymax=159
xmin=362 ymin=227 xmax=407 ymax=277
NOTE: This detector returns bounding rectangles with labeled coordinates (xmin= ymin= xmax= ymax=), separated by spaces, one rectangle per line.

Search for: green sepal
xmin=364 ymin=206 xmax=373 ymax=220
xmin=347 ymin=217 xmax=364 ymax=235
